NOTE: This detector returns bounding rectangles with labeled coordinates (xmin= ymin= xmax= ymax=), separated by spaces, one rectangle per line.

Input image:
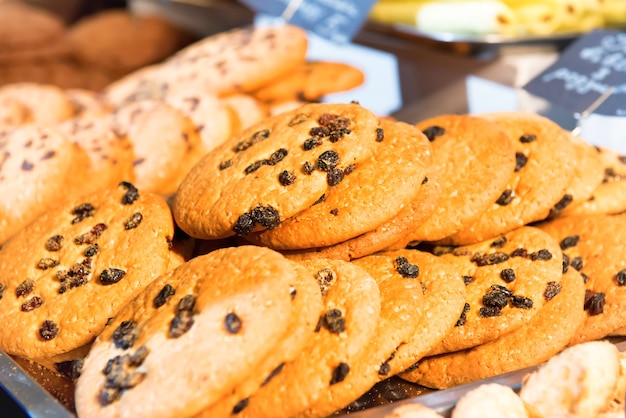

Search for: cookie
xmin=424 ymin=226 xmax=564 ymax=355
xmin=162 ymin=24 xmax=308 ymax=96
xmin=0 ymin=181 xmax=175 ymax=366
xmin=0 ymin=95 xmax=31 ymax=127
xmin=112 ymin=99 xmax=206 ymax=195
xmin=58 ymin=114 xmax=135 ymax=196
xmin=74 ymin=245 xmax=300 ymax=418
xmin=560 ymin=146 xmax=626 ymax=216
xmin=0 ymin=124 xmax=90 ymax=244
xmin=354 ymin=249 xmax=467 ymax=376
xmin=384 ymin=404 xmax=445 ymax=418
xmin=102 ymin=64 xmax=168 ymax=107
xmin=238 ymin=258 xmax=381 ymax=418
xmin=439 ymin=112 xmax=576 ymax=245
xmin=195 ymin=260 xmax=323 ymax=417
xmin=172 ymin=102 xmax=383 ymax=240
xmin=452 ymin=384 xmax=528 ymax=418
xmin=401 ymin=268 xmax=586 ymax=389
xmin=244 ymin=119 xmax=432 ymax=250
xmin=0 ymin=82 xmax=73 ymax=124
xmin=253 ymin=61 xmax=365 ymax=103
xmin=0 ymin=2 xmax=65 ymax=51
xmin=221 ymin=93 xmax=268 ymax=130
xmin=537 ymin=213 xmax=626 ymax=344
xmin=401 ymin=114 xmax=516 ymax=242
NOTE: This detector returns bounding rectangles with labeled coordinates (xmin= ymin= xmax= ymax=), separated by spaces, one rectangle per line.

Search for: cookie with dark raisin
xmin=102 ymin=64 xmax=168 ymax=107
xmin=0 ymin=182 xmax=174 ymax=367
xmin=401 ymin=114 xmax=517 ymax=242
xmin=0 ymin=124 xmax=91 ymax=244
xmin=426 ymin=226 xmax=564 ymax=355
xmin=111 ymin=99 xmax=206 ymax=195
xmin=243 ymin=119 xmax=433 ymax=250
xmin=239 ymin=258 xmax=381 ymax=418
xmin=75 ymin=246 xmax=303 ymax=418
xmin=439 ymin=112 xmax=576 ymax=246
xmin=560 ymin=146 xmax=626 ymax=217
xmin=401 ymin=268 xmax=585 ymax=389
xmin=173 ymin=102 xmax=383 ymax=240
xmin=537 ymin=213 xmax=626 ymax=344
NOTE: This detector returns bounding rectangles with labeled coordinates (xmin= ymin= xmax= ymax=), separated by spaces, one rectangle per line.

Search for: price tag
xmin=239 ymin=0 xmax=378 ymax=43
xmin=523 ymin=29 xmax=626 ymax=117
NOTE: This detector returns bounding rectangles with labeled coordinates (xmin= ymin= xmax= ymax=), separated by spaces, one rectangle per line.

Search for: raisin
xmin=510 ymin=295 xmax=533 ymax=309
xmin=124 ymin=213 xmax=143 ymax=230
xmin=153 ymin=284 xmax=175 ymax=308
xmin=330 ymin=362 xmax=350 ymax=384
xmin=544 ymin=281 xmax=562 ymax=301
xmin=510 ymin=248 xmax=528 ymax=258
xmin=616 ymin=269 xmax=626 ymax=286
xmin=303 ymin=137 xmax=322 ymax=150
xmin=85 ymin=244 xmax=99 ymax=257
xmin=490 ymin=236 xmax=507 ymax=248
xmin=288 ymin=113 xmax=309 ymax=126
xmin=496 ymin=189 xmax=515 ymax=205
xmin=471 ymin=252 xmax=510 ymax=266
xmin=315 ymin=268 xmax=336 ymax=296
xmin=562 ymin=253 xmax=570 ymax=273
xmin=71 ymin=203 xmax=95 ymax=224
xmin=100 ymin=268 xmax=126 ymax=285
xmin=177 ymin=295 xmax=196 ymax=312
xmin=267 ymin=148 xmax=288 ymax=165
xmin=344 ymin=164 xmax=356 ymax=175
xmin=570 ymin=256 xmax=583 ymax=271
xmin=16 ymin=279 xmax=34 ymax=297
xmin=515 ymin=152 xmax=528 ymax=172
xmin=112 ymin=320 xmax=137 ymax=350
xmin=500 ymin=268 xmax=516 ymax=283
xmin=57 ymin=258 xmax=92 ymax=292
xmin=22 ymin=296 xmax=43 ymax=312
xmin=261 ymin=363 xmax=285 ymax=387
xmin=219 ymin=159 xmax=233 ymax=170
xmin=232 ymin=398 xmax=249 ymax=414
xmin=323 ymin=309 xmax=345 ymax=333
xmin=289 ymin=285 xmax=297 ymax=299
xmin=234 ymin=129 xmax=270 ymax=152
xmin=375 ymin=127 xmax=384 ymax=142
xmin=45 ymin=235 xmax=64 ymax=251
xmin=54 ymin=358 xmax=83 ymax=381
xmin=250 ymin=205 xmax=280 ymax=229
xmin=462 ymin=276 xmax=474 ymax=285
xmin=0 ymin=283 xmax=5 ymax=300
xmin=581 ymin=272 xmax=589 ymax=283
xmin=327 ymin=168 xmax=345 ymax=186
xmin=530 ymin=249 xmax=552 ymax=261
xmin=74 ymin=223 xmax=107 ymax=245
xmin=584 ymin=290 xmax=605 ymax=316
xmin=37 ymin=258 xmax=59 ymax=270
xmin=169 ymin=310 xmax=194 ymax=338
xmin=455 ymin=303 xmax=471 ymax=327
xmin=378 ymin=362 xmax=391 ymax=376
xmin=313 ymin=194 xmax=326 ymax=205
xmin=421 ymin=176 xmax=428 ymax=184
xmin=482 ymin=285 xmax=511 ymax=309
xmin=233 ymin=213 xmax=254 ymax=236
xmin=225 ymin=312 xmax=242 ymax=334
xmin=330 ymin=208 xmax=339 ymax=216
xmin=278 ymin=170 xmax=296 ymax=186
xmin=119 ymin=182 xmax=139 ymax=205
xmin=395 ymin=256 xmax=419 ymax=278
xmin=560 ymin=235 xmax=580 ymax=250
xmin=303 ymin=161 xmax=314 ymax=175
xmin=244 ymin=160 xmax=264 ymax=174
xmin=422 ymin=125 xmax=445 ymax=141
xmin=549 ymin=194 xmax=573 ymax=217
xmin=128 ymin=345 xmax=149 ymax=367
xmin=479 ymin=306 xmax=502 ymax=318
xmin=317 ymin=150 xmax=340 ymax=172
xmin=519 ymin=133 xmax=537 ymax=143
xmin=40 ymin=320 xmax=58 ymax=340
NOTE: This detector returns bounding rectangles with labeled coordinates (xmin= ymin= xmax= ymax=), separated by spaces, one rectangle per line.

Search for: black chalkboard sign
xmin=524 ymin=29 xmax=626 ymax=117
xmin=240 ymin=0 xmax=378 ymax=43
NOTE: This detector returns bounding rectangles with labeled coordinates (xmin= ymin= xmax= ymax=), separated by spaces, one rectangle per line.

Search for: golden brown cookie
xmin=402 ymin=268 xmax=585 ymax=389
xmin=239 ymin=258 xmax=381 ymax=418
xmin=0 ymin=182 xmax=175 ymax=366
xmin=0 ymin=82 xmax=73 ymax=125
xmin=253 ymin=61 xmax=365 ymax=103
xmin=74 ymin=246 xmax=301 ymax=418
xmin=439 ymin=112 xmax=576 ymax=245
xmin=172 ymin=102 xmax=383 ymax=240
xmin=452 ymin=384 xmax=528 ymax=418
xmin=537 ymin=213 xmax=626 ymax=344
xmin=102 ymin=64 xmax=168 ymax=107
xmin=244 ymin=119 xmax=432 ymax=250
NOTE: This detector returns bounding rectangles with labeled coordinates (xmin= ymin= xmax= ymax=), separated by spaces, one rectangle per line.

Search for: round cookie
xmin=252 ymin=61 xmax=365 ymax=103
xmin=58 ymin=114 xmax=136 ymax=196
xmin=172 ymin=102 xmax=383 ymax=240
xmin=0 ymin=181 xmax=175 ymax=365
xmin=537 ymin=213 xmax=626 ymax=344
xmin=426 ymin=226 xmax=564 ymax=355
xmin=402 ymin=268 xmax=586 ymax=389
xmin=404 ymin=114 xmax=516 ymax=242
xmin=112 ymin=99 xmax=206 ymax=195
xmin=102 ymin=64 xmax=168 ymax=107
xmin=0 ymin=124 xmax=90 ymax=244
xmin=560 ymin=146 xmax=626 ymax=216
xmin=452 ymin=384 xmax=528 ymax=418
xmin=239 ymin=258 xmax=381 ymax=418
xmin=74 ymin=246 xmax=299 ymax=418
xmin=354 ymin=249 xmax=467 ymax=376
xmin=245 ymin=119 xmax=432 ymax=250
xmin=162 ymin=24 xmax=308 ymax=96
xmin=0 ymin=82 xmax=73 ymax=125
xmin=439 ymin=112 xmax=576 ymax=246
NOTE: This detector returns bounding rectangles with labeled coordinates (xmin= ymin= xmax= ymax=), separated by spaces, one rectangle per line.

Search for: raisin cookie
xmin=245 ymin=119 xmax=432 ymax=250
xmin=440 ymin=112 xmax=576 ymax=245
xmin=0 ymin=182 xmax=175 ymax=366
xmin=537 ymin=213 xmax=626 ymax=344
xmin=402 ymin=268 xmax=585 ymax=389
xmin=238 ymin=258 xmax=381 ymax=418
xmin=173 ymin=102 xmax=383 ymax=240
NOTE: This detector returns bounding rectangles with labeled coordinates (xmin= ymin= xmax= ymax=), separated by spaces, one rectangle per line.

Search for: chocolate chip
xmin=496 ymin=189 xmax=515 ymax=205
xmin=85 ymin=244 xmax=99 ymax=257
xmin=323 ymin=309 xmax=345 ymax=333
xmin=616 ymin=269 xmax=626 ymax=286
xmin=519 ymin=133 xmax=537 ymax=143
xmin=225 ymin=312 xmax=242 ymax=334
xmin=330 ymin=208 xmax=339 ymax=216
xmin=422 ymin=125 xmax=444 ymax=141
xmin=278 ymin=170 xmax=296 ymax=186
xmin=39 ymin=320 xmax=58 ymax=340
xmin=330 ymin=362 xmax=350 ymax=384
xmin=394 ymin=256 xmax=419 ymax=278
xmin=153 ymin=284 xmax=175 ymax=308
xmin=219 ymin=159 xmax=233 ymax=170
xmin=515 ymin=152 xmax=528 ymax=172
xmin=71 ymin=203 xmax=95 ymax=224
xmin=584 ymin=290 xmax=605 ymax=315
xmin=455 ymin=302 xmax=471 ymax=326
xmin=45 ymin=235 xmax=64 ymax=251
xmin=560 ymin=235 xmax=579 ymax=250
xmin=490 ymin=236 xmax=507 ymax=248
xmin=37 ymin=258 xmax=59 ymax=270
xmin=119 ymin=182 xmax=139 ymax=205
xmin=16 ymin=279 xmax=34 ymax=297
xmin=570 ymin=256 xmax=583 ymax=271
xmin=232 ymin=398 xmax=249 ymax=414
xmin=234 ymin=129 xmax=270 ymax=152
xmin=124 ymin=213 xmax=143 ymax=230
xmin=317 ymin=150 xmax=340 ymax=172
xmin=74 ymin=223 xmax=107 ymax=245
xmin=327 ymin=168 xmax=344 ymax=186
xmin=315 ymin=268 xmax=336 ymax=296
xmin=530 ymin=249 xmax=552 ymax=261
xmin=375 ymin=128 xmax=384 ymax=142
xmin=500 ymin=268 xmax=516 ymax=283
xmin=303 ymin=161 xmax=314 ymax=175
xmin=100 ymin=268 xmax=126 ymax=285
xmin=21 ymin=296 xmax=43 ymax=312
xmin=112 ymin=320 xmax=137 ymax=350
xmin=544 ymin=281 xmax=562 ymax=301
xmin=471 ymin=252 xmax=510 ymax=266
xmin=549 ymin=194 xmax=573 ymax=217
xmin=510 ymin=295 xmax=533 ymax=309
